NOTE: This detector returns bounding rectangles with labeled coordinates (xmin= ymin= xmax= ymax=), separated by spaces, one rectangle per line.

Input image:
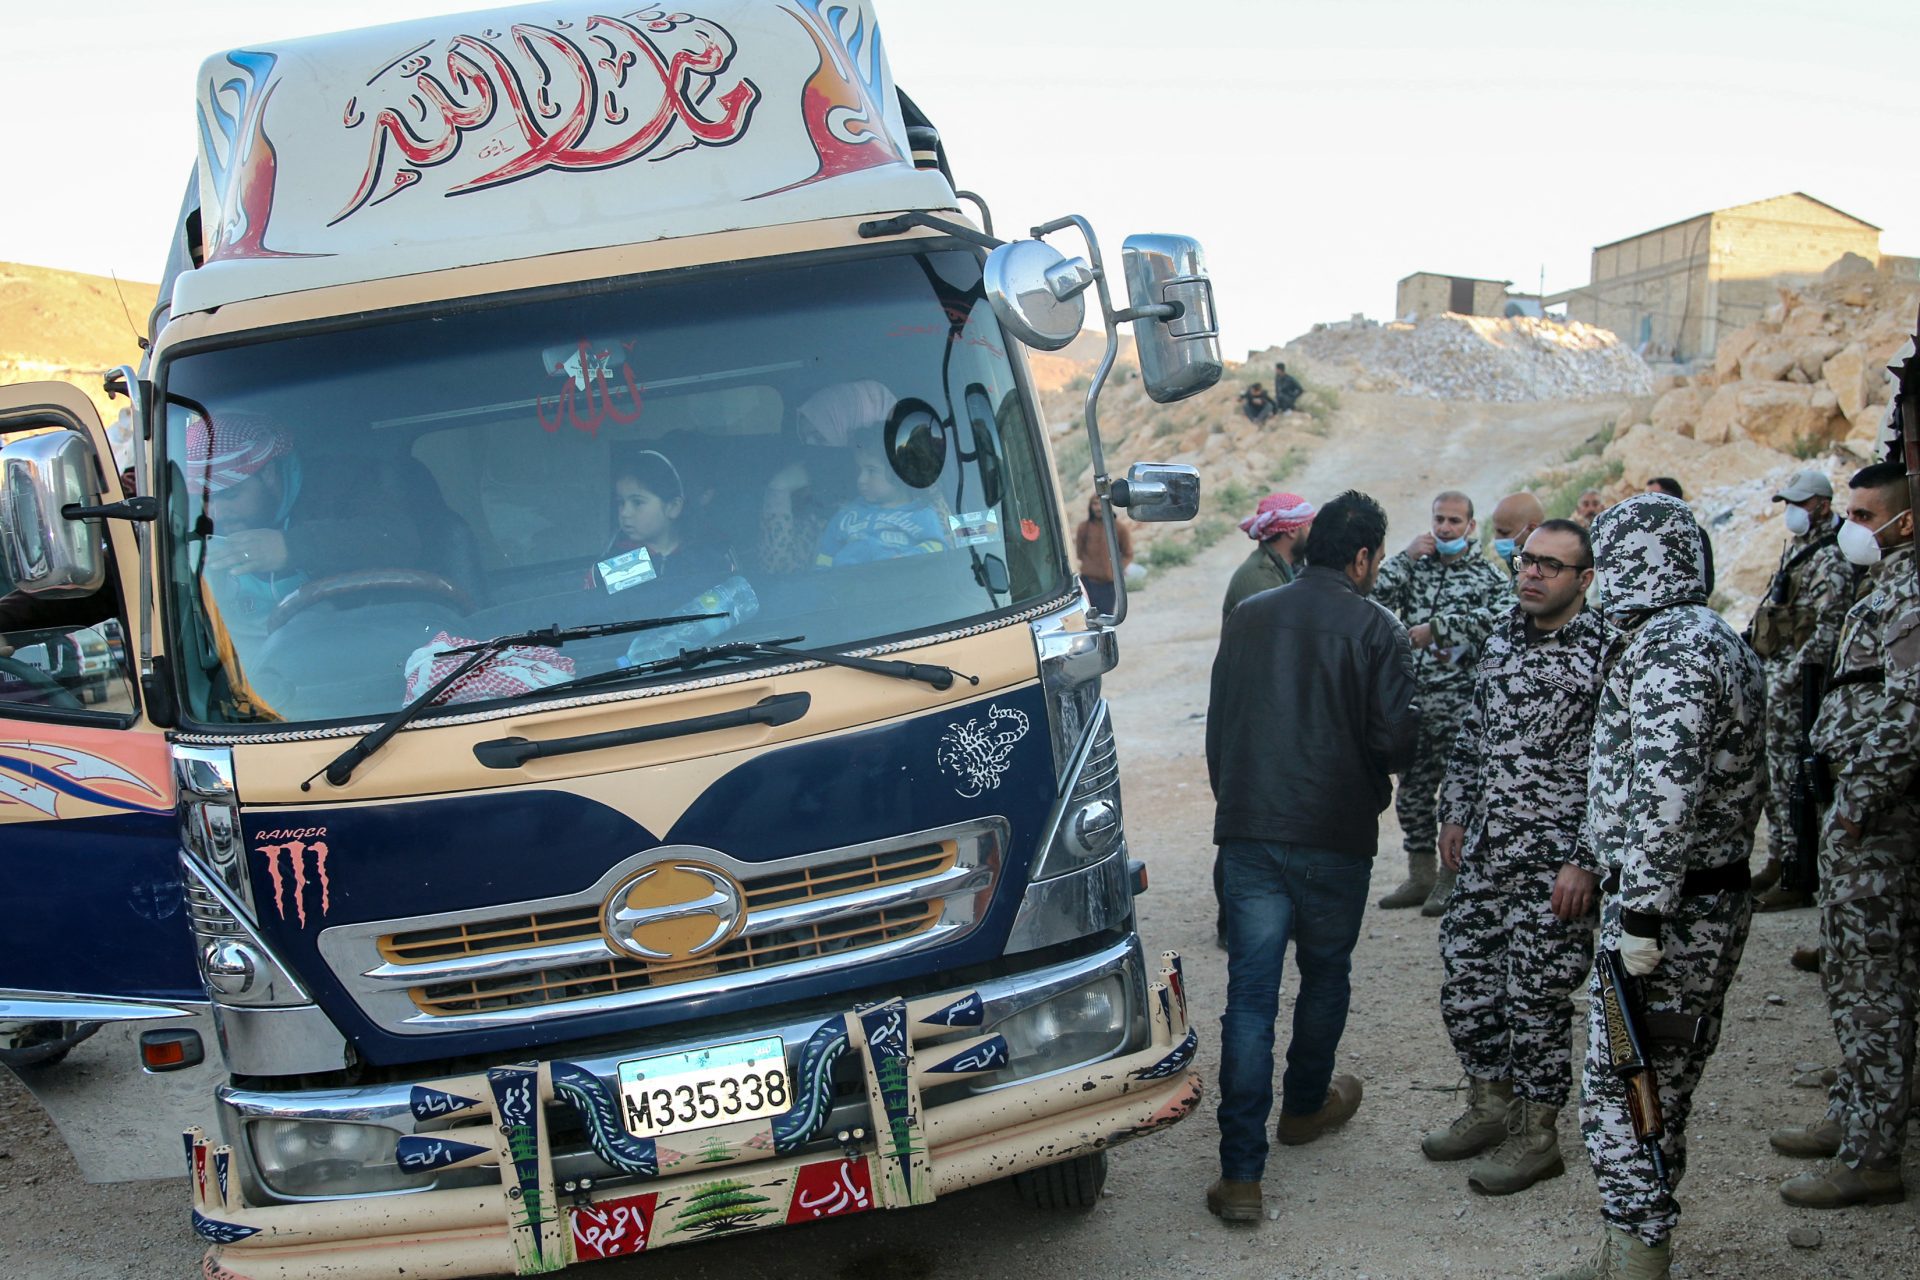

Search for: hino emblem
xmin=602 ymin=861 xmax=746 ymax=963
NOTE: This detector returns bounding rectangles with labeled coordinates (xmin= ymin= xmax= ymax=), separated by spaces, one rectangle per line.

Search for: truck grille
xmin=319 ymin=820 xmax=1005 ymax=1033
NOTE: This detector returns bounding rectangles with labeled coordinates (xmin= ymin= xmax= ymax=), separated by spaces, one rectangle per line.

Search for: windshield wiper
xmin=302 ymin=610 xmax=725 ymax=790
xmin=540 ymin=634 xmax=981 ymax=698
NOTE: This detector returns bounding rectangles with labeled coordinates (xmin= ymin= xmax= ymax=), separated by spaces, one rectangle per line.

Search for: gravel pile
xmin=1291 ymin=313 xmax=1654 ymax=403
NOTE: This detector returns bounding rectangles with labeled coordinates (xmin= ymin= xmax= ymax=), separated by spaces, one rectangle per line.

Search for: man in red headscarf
xmin=1222 ymin=491 xmax=1315 ymax=620
xmin=187 ymin=413 xmax=427 ymax=641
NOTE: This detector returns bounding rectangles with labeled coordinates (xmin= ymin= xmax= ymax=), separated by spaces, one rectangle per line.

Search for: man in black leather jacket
xmin=1204 ymin=488 xmax=1419 ymax=1226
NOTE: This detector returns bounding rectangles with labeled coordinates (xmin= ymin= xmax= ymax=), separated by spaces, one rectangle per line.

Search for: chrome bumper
xmin=198 ymin=940 xmax=1200 ymax=1278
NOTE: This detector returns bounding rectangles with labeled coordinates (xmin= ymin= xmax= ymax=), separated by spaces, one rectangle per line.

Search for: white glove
xmin=1619 ymin=930 xmax=1664 ymax=976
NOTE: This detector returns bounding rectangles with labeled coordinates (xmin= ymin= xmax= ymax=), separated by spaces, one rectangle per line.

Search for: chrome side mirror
xmin=1110 ymin=462 xmax=1200 ymax=523
xmin=982 ymin=239 xmax=1093 ymax=351
xmin=1121 ymin=234 xmax=1222 ymax=404
xmin=0 ymin=429 xmax=107 ymax=597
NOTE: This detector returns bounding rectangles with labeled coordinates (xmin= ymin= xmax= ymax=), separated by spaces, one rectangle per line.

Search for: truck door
xmin=0 ymin=383 xmax=201 ymax=1017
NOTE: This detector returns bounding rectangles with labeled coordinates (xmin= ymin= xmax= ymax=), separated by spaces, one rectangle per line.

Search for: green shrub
xmin=1790 ymin=434 xmax=1824 ymax=460
xmin=1191 ymin=517 xmax=1231 ymax=549
xmin=1153 ymin=415 xmax=1182 ymax=439
xmin=1562 ymin=421 xmax=1617 ymax=462
xmin=1053 ymin=435 xmax=1092 ymax=486
xmin=1212 ymin=480 xmax=1255 ymax=514
xmin=1269 ymin=445 xmax=1310 ymax=485
xmin=1144 ymin=538 xmax=1195 ymax=569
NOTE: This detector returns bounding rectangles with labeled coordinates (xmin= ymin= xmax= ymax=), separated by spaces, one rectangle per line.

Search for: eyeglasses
xmin=1515 ymin=552 xmax=1592 ymax=578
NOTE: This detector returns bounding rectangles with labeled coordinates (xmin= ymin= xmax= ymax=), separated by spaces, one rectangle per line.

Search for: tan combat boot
xmin=1421 ymin=1076 xmax=1513 ymax=1161
xmin=1778 ymin=1159 xmax=1905 ymax=1208
xmin=1767 ymin=1116 xmax=1841 ymax=1158
xmin=1468 ymin=1099 xmax=1564 ymax=1194
xmin=1420 ymin=866 xmax=1457 ymax=916
xmin=1542 ymin=1224 xmax=1671 ymax=1280
xmin=1379 ymin=855 xmax=1435 ymax=909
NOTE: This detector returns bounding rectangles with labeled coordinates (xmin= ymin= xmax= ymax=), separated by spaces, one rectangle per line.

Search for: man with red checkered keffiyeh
xmin=188 ymin=414 xmax=425 ymax=641
xmin=1221 ymin=492 xmax=1316 ymax=620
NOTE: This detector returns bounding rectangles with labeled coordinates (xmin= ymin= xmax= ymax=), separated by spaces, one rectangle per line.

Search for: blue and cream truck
xmin=0 ymin=2 xmax=1221 ymax=1274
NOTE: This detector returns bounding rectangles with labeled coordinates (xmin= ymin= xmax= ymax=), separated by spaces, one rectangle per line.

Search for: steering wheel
xmin=0 ymin=655 xmax=84 ymax=710
xmin=266 ymin=570 xmax=475 ymax=634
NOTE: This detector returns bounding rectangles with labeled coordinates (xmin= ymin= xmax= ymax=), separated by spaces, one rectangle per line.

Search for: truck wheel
xmin=1011 ymin=1151 xmax=1107 ymax=1211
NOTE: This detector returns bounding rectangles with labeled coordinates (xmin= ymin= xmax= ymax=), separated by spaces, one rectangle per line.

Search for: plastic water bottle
xmin=623 ymin=576 xmax=761 ymax=667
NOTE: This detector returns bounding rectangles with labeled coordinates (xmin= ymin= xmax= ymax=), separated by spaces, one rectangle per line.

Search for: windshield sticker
xmin=538 ymin=338 xmax=644 ymax=436
xmin=1020 ymin=518 xmax=1041 ymax=542
xmin=253 ymin=827 xmax=331 ymax=927
xmin=334 ymin=14 xmax=763 ymax=225
xmin=402 ymin=632 xmax=577 ymax=705
xmin=936 ymin=704 xmax=1031 ymax=798
xmin=948 ymin=511 xmax=1000 ymax=547
xmin=598 ymin=546 xmax=659 ymax=593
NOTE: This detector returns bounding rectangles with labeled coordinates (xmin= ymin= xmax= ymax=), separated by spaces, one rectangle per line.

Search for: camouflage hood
xmin=1590 ymin=493 xmax=1708 ymax=619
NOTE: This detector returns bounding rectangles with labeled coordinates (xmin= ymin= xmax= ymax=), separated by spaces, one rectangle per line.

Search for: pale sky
xmin=3 ymin=0 xmax=1913 ymax=357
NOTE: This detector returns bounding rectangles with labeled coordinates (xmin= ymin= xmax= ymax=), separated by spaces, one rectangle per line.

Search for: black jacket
xmin=1206 ymin=564 xmax=1420 ymax=855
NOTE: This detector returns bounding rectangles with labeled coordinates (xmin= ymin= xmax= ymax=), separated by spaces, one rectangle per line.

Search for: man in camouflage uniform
xmin=1747 ymin=470 xmax=1854 ymax=907
xmin=1425 ymin=520 xmax=1606 ymax=1196
xmin=1373 ymin=490 xmax=1510 ymax=914
xmin=1771 ymin=461 xmax=1919 ymax=1209
xmin=1547 ymin=493 xmax=1764 ymax=1280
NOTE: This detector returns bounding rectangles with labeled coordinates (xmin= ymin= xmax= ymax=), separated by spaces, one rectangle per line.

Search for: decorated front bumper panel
xmin=191 ymin=953 xmax=1198 ymax=1278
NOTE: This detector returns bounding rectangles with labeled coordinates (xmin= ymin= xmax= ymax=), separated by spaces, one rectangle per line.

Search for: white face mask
xmin=1837 ymin=513 xmax=1904 ymax=566
xmin=1783 ymin=504 xmax=1811 ymax=536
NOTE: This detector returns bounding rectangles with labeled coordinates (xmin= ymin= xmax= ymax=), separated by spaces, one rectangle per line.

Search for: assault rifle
xmin=1595 ymin=946 xmax=1669 ymax=1191
xmin=1783 ymin=661 xmax=1828 ymax=897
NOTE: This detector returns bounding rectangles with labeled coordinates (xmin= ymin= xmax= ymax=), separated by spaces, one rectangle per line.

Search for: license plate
xmin=616 ymin=1036 xmax=791 ymax=1140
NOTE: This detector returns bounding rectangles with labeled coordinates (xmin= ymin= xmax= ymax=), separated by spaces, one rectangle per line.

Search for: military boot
xmin=1768 ymin=1116 xmax=1841 ymax=1158
xmin=1421 ymin=1076 xmax=1512 ymax=1161
xmin=1468 ymin=1099 xmax=1564 ymax=1194
xmin=1420 ymin=867 xmax=1457 ymax=917
xmin=1754 ymin=883 xmax=1811 ymax=912
xmin=1779 ymin=1160 xmax=1905 ymax=1208
xmin=1379 ymin=856 xmax=1435 ymax=909
xmin=1542 ymin=1224 xmax=1670 ymax=1280
xmin=1750 ymin=856 xmax=1781 ymax=894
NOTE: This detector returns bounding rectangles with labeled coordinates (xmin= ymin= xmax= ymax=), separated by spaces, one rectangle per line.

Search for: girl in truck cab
xmin=591 ymin=447 xmax=734 ymax=594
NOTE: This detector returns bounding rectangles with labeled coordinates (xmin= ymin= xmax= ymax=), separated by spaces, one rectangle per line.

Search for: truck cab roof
xmin=177 ymin=0 xmax=953 ymax=318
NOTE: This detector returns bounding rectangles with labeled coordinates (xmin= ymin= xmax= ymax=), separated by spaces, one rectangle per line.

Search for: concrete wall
xmin=1568 ymin=215 xmax=1711 ymax=361
xmin=1396 ymin=273 xmax=1510 ymax=319
xmin=1570 ymin=195 xmax=1880 ymax=362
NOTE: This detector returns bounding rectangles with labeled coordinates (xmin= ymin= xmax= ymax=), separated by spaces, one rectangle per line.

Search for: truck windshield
xmin=160 ymin=248 xmax=1070 ymax=727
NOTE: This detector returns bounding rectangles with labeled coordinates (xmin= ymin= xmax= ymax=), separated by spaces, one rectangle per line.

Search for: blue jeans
xmin=1216 ymin=838 xmax=1372 ymax=1181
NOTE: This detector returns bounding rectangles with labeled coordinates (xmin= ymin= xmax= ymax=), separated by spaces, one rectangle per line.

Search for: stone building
xmin=1395 ymin=272 xmax=1513 ymax=320
xmin=1549 ymin=192 xmax=1883 ymax=364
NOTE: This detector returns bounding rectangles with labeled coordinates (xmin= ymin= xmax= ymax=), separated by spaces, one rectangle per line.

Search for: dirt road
xmin=5 ymin=394 xmax=1914 ymax=1277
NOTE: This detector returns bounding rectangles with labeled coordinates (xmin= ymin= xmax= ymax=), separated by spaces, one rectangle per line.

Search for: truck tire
xmin=1011 ymin=1151 xmax=1107 ymax=1211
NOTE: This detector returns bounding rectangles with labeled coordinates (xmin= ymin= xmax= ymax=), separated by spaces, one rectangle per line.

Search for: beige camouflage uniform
xmin=1755 ymin=520 xmax=1855 ymax=867
xmin=1578 ymin=494 xmax=1765 ymax=1248
xmin=1809 ymin=540 xmax=1920 ymax=1172
xmin=1373 ymin=548 xmax=1509 ymax=887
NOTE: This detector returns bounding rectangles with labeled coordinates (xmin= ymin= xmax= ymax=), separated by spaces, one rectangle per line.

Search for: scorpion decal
xmin=935 ymin=705 xmax=1031 ymax=798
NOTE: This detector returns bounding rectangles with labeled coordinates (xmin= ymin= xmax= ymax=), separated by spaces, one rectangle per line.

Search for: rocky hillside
xmin=1595 ymin=271 xmax=1916 ymax=618
xmin=0 ymin=262 xmax=156 ymax=421
xmin=1290 ymin=313 xmax=1653 ymax=402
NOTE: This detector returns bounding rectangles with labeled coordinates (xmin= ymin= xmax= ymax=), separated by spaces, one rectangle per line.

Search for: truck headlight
xmin=978 ymin=974 xmax=1129 ymax=1088
xmin=250 ymin=1120 xmax=429 ymax=1198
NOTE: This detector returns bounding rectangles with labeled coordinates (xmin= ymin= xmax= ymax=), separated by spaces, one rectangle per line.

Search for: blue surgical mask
xmin=1435 ymin=536 xmax=1471 ymax=557
xmin=1492 ymin=537 xmax=1518 ymax=560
